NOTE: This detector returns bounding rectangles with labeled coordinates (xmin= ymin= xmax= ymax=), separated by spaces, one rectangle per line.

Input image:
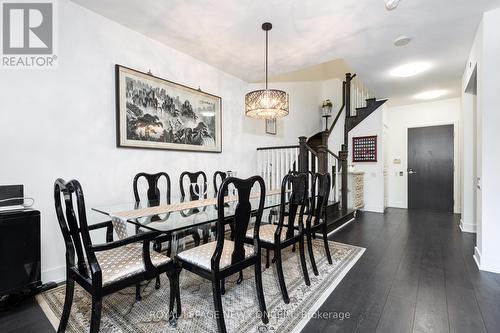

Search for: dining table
xmin=92 ymin=188 xmax=289 ymax=255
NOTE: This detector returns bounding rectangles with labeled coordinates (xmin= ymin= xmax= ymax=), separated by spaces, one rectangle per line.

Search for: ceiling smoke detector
xmin=385 ymin=0 xmax=401 ymax=11
xmin=394 ymin=36 xmax=412 ymax=47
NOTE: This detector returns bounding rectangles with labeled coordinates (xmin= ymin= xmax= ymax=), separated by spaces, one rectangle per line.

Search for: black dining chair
xmin=245 ymin=173 xmax=310 ymax=304
xmin=176 ymin=176 xmax=268 ymax=333
xmin=54 ymin=178 xmax=181 ymax=333
xmin=213 ymin=171 xmax=227 ymax=195
xmin=305 ymin=173 xmax=333 ymax=275
xmin=133 ymin=172 xmax=200 ymax=292
xmin=180 ymin=171 xmax=208 ymax=200
xmin=179 ymin=171 xmax=211 ymax=243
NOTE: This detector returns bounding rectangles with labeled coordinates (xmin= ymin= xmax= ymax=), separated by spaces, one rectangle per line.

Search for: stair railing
xmin=256 ymin=145 xmax=299 ymax=191
xmin=350 ymin=76 xmax=374 ymax=115
xmin=255 ymin=141 xmax=322 ymax=196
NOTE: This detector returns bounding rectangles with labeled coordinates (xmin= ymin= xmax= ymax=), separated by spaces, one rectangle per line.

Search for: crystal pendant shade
xmin=245 ymin=22 xmax=289 ymax=119
xmin=245 ymin=89 xmax=289 ymax=119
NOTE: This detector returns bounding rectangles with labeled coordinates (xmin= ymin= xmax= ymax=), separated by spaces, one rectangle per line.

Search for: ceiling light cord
xmin=265 ymin=27 xmax=268 ymax=90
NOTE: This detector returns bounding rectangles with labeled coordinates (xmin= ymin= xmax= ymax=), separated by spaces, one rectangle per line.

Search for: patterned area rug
xmin=37 ymin=240 xmax=364 ymax=333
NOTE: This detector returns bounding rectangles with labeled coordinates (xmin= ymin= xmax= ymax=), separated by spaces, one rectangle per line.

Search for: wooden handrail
xmin=256 ymin=144 xmax=300 ymax=151
xmin=327 ymin=149 xmax=339 ymax=160
xmin=328 ymin=80 xmax=346 ymax=137
xmin=304 ymin=143 xmax=318 ymax=157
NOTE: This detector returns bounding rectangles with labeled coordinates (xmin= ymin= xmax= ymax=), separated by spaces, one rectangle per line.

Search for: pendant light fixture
xmin=245 ymin=22 xmax=289 ymax=119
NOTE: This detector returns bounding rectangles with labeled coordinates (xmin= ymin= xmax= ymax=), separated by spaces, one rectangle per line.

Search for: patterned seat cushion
xmin=246 ymin=224 xmax=299 ymax=244
xmin=95 ymin=245 xmax=171 ymax=286
xmin=176 ymin=240 xmax=254 ymax=271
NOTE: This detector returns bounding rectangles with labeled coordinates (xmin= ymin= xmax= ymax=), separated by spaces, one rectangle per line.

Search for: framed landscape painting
xmin=115 ymin=65 xmax=222 ymax=152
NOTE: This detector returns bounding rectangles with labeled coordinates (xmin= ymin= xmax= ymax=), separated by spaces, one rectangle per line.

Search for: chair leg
xmin=89 ymin=296 xmax=102 ymax=333
xmin=167 ymin=240 xmax=172 ymax=257
xmin=57 ymin=277 xmax=74 ymax=333
xmin=221 ymin=278 xmax=226 ymax=295
xmin=175 ymin=270 xmax=182 ymax=318
xmin=153 ymin=241 xmax=162 ymax=252
xmin=299 ymin=236 xmax=311 ymax=286
xmin=212 ymin=280 xmax=227 ymax=333
xmin=202 ymin=227 xmax=210 ymax=244
xmin=135 ymin=283 xmax=142 ymax=301
xmin=265 ymin=248 xmax=270 ymax=268
xmin=254 ymin=256 xmax=269 ymax=324
xmin=155 ymin=275 xmax=161 ymax=289
xmin=307 ymin=231 xmax=319 ymax=276
xmin=236 ymin=271 xmax=243 ymax=284
xmin=322 ymin=224 xmax=333 ymax=264
xmin=274 ymin=246 xmax=289 ymax=303
xmin=167 ymin=272 xmax=176 ymax=320
xmin=192 ymin=231 xmax=201 ymax=246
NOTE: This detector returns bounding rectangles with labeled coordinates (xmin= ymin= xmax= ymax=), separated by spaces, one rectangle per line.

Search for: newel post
xmin=317 ymin=145 xmax=328 ymax=174
xmin=298 ymin=136 xmax=308 ymax=173
xmin=339 ymin=145 xmax=348 ymax=211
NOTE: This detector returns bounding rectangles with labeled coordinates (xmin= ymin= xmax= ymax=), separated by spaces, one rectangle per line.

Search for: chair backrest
xmin=213 ymin=171 xmax=227 ymax=195
xmin=179 ymin=171 xmax=208 ymax=200
xmin=133 ymin=172 xmax=171 ymax=205
xmin=54 ymin=178 xmax=97 ymax=279
xmin=211 ymin=176 xmax=265 ymax=271
xmin=310 ymin=173 xmax=331 ymax=225
xmin=277 ymin=173 xmax=308 ymax=238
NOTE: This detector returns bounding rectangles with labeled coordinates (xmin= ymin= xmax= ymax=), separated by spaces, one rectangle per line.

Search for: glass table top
xmin=92 ymin=191 xmax=287 ymax=234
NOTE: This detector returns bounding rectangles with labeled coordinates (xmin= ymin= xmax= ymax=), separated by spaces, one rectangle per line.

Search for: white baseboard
xmin=387 ymin=201 xmax=406 ymax=209
xmin=327 ymin=218 xmax=355 ymax=237
xmin=362 ymin=205 xmax=385 ymax=213
xmin=479 ymin=264 xmax=500 ymax=275
xmin=473 ymin=246 xmax=481 ymax=270
xmin=42 ymin=265 xmax=66 ymax=284
xmin=473 ymin=248 xmax=500 ymax=274
xmin=459 ymin=218 xmax=477 ymax=233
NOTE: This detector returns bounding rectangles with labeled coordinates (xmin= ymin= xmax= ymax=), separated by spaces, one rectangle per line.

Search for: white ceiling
xmin=73 ymin=0 xmax=500 ymax=105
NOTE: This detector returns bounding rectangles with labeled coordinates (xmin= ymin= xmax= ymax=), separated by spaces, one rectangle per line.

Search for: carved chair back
xmin=213 ymin=171 xmax=228 ymax=195
xmin=211 ymin=176 xmax=265 ymax=271
xmin=54 ymin=179 xmax=99 ymax=281
xmin=309 ymin=173 xmax=331 ymax=226
xmin=277 ymin=173 xmax=308 ymax=239
xmin=179 ymin=171 xmax=208 ymax=200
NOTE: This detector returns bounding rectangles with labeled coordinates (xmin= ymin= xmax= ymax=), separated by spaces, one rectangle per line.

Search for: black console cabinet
xmin=0 ymin=209 xmax=41 ymax=295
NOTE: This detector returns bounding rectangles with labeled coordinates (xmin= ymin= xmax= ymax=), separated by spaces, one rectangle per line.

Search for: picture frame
xmin=265 ymin=118 xmax=277 ymax=135
xmin=352 ymin=135 xmax=377 ymax=162
xmin=115 ymin=65 xmax=222 ymax=153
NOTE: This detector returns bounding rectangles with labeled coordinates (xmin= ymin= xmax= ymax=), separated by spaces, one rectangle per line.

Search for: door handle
xmin=408 ymin=168 xmax=417 ymax=175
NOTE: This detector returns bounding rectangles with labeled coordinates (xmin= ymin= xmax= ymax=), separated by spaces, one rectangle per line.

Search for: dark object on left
xmin=0 ymin=209 xmax=48 ymax=296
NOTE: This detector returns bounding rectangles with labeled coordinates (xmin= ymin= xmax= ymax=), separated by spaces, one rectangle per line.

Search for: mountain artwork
xmin=116 ymin=65 xmax=222 ymax=152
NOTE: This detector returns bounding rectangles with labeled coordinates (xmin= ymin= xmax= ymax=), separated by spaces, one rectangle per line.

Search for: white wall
xmin=0 ymin=0 xmax=323 ymax=282
xmin=461 ymin=21 xmax=482 ymax=236
xmin=348 ymin=106 xmax=386 ymax=213
xmin=322 ymin=79 xmax=345 ymax=155
xmin=247 ymin=80 xmax=325 ymax=140
xmin=321 ymin=78 xmax=386 ymax=213
xmin=462 ymin=8 xmax=500 ymax=274
xmin=385 ymin=98 xmax=461 ymax=212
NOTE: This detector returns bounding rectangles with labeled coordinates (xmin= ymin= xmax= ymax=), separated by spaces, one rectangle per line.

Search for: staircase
xmin=256 ymin=73 xmax=387 ymax=231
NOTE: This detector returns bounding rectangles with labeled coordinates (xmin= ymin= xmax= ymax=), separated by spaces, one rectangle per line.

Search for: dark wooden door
xmin=408 ymin=125 xmax=454 ymax=212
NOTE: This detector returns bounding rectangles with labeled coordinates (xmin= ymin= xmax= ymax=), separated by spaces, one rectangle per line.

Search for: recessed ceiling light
xmin=385 ymin=0 xmax=401 ymax=11
xmin=390 ymin=62 xmax=431 ymax=77
xmin=414 ymin=90 xmax=448 ymax=100
xmin=394 ymin=36 xmax=412 ymax=47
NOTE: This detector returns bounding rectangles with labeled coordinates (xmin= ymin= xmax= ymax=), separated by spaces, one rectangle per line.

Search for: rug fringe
xmin=36 ymin=294 xmax=60 ymax=330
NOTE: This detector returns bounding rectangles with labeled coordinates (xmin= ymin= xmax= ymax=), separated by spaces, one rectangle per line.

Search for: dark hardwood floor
xmin=304 ymin=208 xmax=500 ymax=333
xmin=1 ymin=208 xmax=499 ymax=333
